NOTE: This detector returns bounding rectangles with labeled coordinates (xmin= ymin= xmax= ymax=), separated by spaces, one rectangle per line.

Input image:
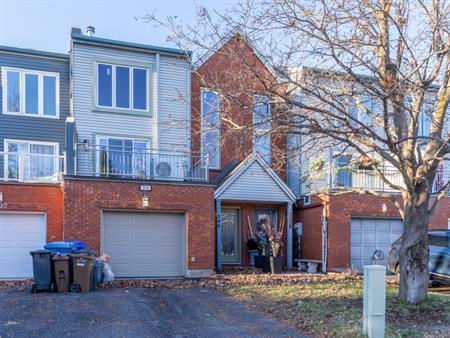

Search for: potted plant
xmin=255 ymin=227 xmax=270 ymax=272
xmin=269 ymin=232 xmax=284 ymax=274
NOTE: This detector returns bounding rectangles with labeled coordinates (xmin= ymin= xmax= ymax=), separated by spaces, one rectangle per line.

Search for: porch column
xmin=216 ymin=199 xmax=222 ymax=272
xmin=287 ymin=203 xmax=293 ymax=269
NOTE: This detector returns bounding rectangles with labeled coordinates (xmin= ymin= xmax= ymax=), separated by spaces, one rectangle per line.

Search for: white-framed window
xmin=95 ymin=136 xmax=150 ymax=177
xmin=303 ymin=195 xmax=311 ymax=205
xmin=201 ymin=89 xmax=220 ymax=169
xmin=253 ymin=95 xmax=272 ymax=165
xmin=1 ymin=67 xmax=59 ymax=118
xmin=95 ymin=63 xmax=149 ymax=113
xmin=4 ymin=139 xmax=59 ymax=182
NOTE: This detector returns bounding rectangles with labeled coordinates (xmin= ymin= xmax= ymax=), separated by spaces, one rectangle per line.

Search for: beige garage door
xmin=103 ymin=211 xmax=185 ymax=278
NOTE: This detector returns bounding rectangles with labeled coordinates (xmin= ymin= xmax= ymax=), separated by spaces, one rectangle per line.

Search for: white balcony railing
xmin=74 ymin=144 xmax=209 ymax=182
xmin=0 ymin=151 xmax=65 ymax=183
xmin=300 ymin=162 xmax=450 ymax=195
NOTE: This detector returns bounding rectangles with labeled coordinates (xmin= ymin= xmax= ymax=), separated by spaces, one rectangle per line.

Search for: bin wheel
xmin=31 ymin=284 xmax=37 ymax=294
xmin=70 ymin=283 xmax=81 ymax=292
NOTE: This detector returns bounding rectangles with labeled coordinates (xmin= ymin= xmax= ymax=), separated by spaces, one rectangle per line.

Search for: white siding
xmin=219 ymin=159 xmax=293 ymax=202
xmin=72 ymin=42 xmax=190 ymax=174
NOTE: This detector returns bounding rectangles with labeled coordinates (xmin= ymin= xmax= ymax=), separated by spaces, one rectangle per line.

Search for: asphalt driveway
xmin=0 ymin=287 xmax=305 ymax=338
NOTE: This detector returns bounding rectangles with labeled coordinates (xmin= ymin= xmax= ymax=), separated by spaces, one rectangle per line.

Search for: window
xmin=428 ymin=234 xmax=448 ymax=248
xmin=4 ymin=140 xmax=59 ymax=182
xmin=96 ymin=63 xmax=149 ymax=113
xmin=96 ymin=136 xmax=150 ymax=177
xmin=1 ymin=67 xmax=59 ymax=118
xmin=253 ymin=95 xmax=272 ymax=165
xmin=201 ymin=89 xmax=220 ymax=169
xmin=303 ymin=195 xmax=311 ymax=205
xmin=405 ymin=96 xmax=434 ymax=137
xmin=335 ymin=155 xmax=352 ymax=187
xmin=255 ymin=208 xmax=278 ymax=232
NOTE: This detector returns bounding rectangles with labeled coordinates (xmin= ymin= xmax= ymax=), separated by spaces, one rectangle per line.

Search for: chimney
xmin=86 ymin=26 xmax=95 ymax=36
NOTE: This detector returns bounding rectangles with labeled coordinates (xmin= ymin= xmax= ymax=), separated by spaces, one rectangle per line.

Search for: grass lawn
xmin=224 ymin=279 xmax=450 ymax=338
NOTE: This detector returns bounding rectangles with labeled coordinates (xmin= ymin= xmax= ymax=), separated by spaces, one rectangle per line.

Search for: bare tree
xmin=148 ymin=0 xmax=450 ymax=304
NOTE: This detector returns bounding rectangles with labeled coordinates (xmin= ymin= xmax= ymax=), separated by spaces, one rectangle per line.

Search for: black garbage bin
xmin=30 ymin=250 xmax=54 ymax=293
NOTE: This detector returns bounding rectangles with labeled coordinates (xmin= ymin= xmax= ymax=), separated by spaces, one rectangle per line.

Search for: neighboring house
xmin=0 ymin=46 xmax=69 ymax=278
xmin=64 ymin=28 xmax=215 ymax=279
xmin=191 ymin=33 xmax=296 ymax=270
xmin=287 ymin=69 xmax=450 ymax=273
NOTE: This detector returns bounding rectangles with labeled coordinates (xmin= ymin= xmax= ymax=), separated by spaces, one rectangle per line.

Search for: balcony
xmin=74 ymin=143 xmax=209 ymax=182
xmin=0 ymin=151 xmax=65 ymax=183
xmin=301 ymin=163 xmax=449 ymax=194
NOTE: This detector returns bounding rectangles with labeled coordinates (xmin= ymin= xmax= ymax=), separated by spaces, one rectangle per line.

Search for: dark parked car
xmin=387 ymin=230 xmax=450 ymax=284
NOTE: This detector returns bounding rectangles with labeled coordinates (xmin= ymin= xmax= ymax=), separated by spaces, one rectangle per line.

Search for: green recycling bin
xmin=70 ymin=253 xmax=94 ymax=292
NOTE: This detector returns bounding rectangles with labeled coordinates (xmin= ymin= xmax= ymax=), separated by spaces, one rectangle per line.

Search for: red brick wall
xmin=294 ymin=195 xmax=326 ymax=261
xmin=63 ymin=178 xmax=215 ymax=271
xmin=0 ymin=183 xmax=63 ymax=242
xmin=192 ymin=34 xmax=287 ymax=181
xmin=295 ymin=192 xmax=450 ymax=271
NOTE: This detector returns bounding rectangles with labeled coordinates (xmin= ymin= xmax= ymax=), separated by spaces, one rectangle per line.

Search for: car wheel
xmin=395 ymin=265 xmax=400 ymax=284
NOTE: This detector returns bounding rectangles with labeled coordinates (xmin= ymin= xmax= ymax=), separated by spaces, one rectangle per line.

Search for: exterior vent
xmin=86 ymin=26 xmax=95 ymax=36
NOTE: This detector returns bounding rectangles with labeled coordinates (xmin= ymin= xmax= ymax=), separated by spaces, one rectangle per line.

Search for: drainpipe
xmin=287 ymin=203 xmax=293 ymax=269
xmin=216 ymin=199 xmax=222 ymax=272
xmin=321 ymin=204 xmax=328 ymax=273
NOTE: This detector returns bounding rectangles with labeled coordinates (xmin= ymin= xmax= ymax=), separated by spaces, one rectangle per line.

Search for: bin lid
xmin=44 ymin=242 xmax=74 ymax=250
xmin=51 ymin=254 xmax=70 ymax=260
xmin=30 ymin=249 xmax=51 ymax=255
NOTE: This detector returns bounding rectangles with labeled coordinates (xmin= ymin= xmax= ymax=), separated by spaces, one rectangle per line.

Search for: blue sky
xmin=0 ymin=0 xmax=236 ymax=53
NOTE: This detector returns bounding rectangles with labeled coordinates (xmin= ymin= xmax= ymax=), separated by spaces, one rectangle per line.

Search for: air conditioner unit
xmin=154 ymin=161 xmax=172 ymax=178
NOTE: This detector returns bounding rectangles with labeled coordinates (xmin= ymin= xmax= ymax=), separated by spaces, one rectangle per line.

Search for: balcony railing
xmin=301 ymin=163 xmax=450 ymax=194
xmin=74 ymin=144 xmax=209 ymax=182
xmin=0 ymin=151 xmax=65 ymax=183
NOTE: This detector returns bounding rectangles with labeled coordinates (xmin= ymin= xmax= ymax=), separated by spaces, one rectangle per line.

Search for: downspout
xmin=216 ymin=199 xmax=222 ymax=272
xmin=155 ymin=53 xmax=160 ymax=150
xmin=321 ymin=204 xmax=328 ymax=273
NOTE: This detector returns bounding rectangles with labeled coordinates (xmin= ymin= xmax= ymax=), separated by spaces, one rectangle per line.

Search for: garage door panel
xmin=0 ymin=213 xmax=46 ymax=278
xmin=351 ymin=218 xmax=403 ymax=273
xmin=103 ymin=212 xmax=184 ymax=278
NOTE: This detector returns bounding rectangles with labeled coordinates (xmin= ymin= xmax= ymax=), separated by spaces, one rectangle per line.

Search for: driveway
xmin=0 ymin=287 xmax=305 ymax=338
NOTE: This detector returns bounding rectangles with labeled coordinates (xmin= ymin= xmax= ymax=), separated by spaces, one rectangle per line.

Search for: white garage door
xmin=103 ymin=211 xmax=185 ymax=278
xmin=0 ymin=213 xmax=46 ymax=278
xmin=351 ymin=218 xmax=403 ymax=273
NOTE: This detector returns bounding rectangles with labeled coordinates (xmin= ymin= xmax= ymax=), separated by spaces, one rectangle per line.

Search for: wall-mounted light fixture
xmin=83 ymin=139 xmax=90 ymax=151
xmin=142 ymin=193 xmax=149 ymax=208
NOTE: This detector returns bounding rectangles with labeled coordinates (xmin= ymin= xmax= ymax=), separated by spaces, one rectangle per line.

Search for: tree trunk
xmin=399 ymin=189 xmax=430 ymax=304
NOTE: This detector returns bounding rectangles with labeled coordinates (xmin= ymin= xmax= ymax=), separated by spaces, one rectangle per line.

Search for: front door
xmin=221 ymin=208 xmax=240 ymax=264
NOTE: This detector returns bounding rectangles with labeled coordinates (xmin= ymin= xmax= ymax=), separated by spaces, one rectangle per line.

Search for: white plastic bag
xmin=99 ymin=254 xmax=115 ymax=283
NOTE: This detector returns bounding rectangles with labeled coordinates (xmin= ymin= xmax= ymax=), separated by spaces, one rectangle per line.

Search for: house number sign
xmin=139 ymin=184 xmax=152 ymax=192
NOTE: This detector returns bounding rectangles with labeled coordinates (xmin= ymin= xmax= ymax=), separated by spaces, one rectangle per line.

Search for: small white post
xmin=363 ymin=265 xmax=386 ymax=338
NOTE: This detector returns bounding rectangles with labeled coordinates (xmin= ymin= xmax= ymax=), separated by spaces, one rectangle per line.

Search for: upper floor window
xmin=253 ymin=95 xmax=272 ymax=165
xmin=405 ymin=96 xmax=434 ymax=138
xmin=201 ymin=89 xmax=220 ymax=169
xmin=96 ymin=62 xmax=149 ymax=113
xmin=4 ymin=139 xmax=60 ymax=182
xmin=1 ymin=67 xmax=59 ymax=118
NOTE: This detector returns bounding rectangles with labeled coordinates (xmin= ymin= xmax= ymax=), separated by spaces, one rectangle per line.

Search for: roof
xmin=193 ymin=28 xmax=277 ymax=77
xmin=214 ymin=154 xmax=296 ymax=203
xmin=0 ymin=45 xmax=69 ymax=60
xmin=71 ymin=28 xmax=192 ymax=58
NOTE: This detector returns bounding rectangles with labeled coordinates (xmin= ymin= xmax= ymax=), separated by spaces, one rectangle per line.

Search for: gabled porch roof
xmin=214 ymin=154 xmax=296 ymax=203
